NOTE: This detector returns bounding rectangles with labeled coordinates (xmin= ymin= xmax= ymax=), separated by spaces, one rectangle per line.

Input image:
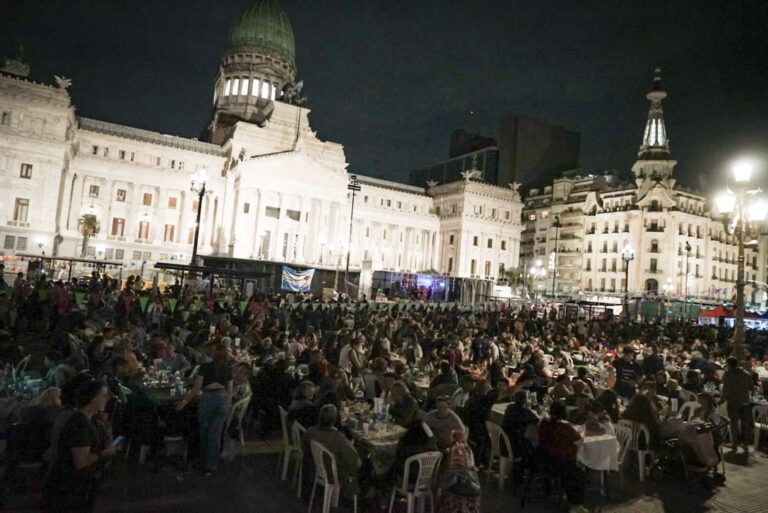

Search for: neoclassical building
xmin=521 ymin=70 xmax=764 ymax=304
xmin=0 ymin=0 xmax=522 ymax=290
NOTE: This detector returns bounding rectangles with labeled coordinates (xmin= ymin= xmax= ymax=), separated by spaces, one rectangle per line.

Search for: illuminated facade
xmin=0 ymin=0 xmax=522 ymax=287
xmin=521 ymin=70 xmax=764 ymax=304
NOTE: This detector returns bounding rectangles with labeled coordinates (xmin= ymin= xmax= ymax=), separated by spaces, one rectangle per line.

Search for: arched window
xmin=645 ymin=279 xmax=659 ymax=293
xmin=650 ymin=239 xmax=659 ymax=252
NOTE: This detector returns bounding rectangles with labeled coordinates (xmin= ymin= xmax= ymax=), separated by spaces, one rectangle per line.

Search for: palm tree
xmin=77 ymin=214 xmax=99 ymax=257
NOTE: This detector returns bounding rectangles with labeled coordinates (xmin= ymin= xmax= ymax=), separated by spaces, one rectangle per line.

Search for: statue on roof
xmin=507 ymin=181 xmax=522 ymax=201
xmin=281 ymin=80 xmax=306 ymax=106
xmin=426 ymin=180 xmax=439 ymax=189
xmin=461 ymin=169 xmax=482 ymax=182
xmin=54 ymin=75 xmax=72 ymax=90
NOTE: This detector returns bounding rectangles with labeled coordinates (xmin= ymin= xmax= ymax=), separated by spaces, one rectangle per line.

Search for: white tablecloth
xmin=491 ymin=402 xmax=511 ymax=417
xmin=576 ymin=433 xmax=620 ymax=471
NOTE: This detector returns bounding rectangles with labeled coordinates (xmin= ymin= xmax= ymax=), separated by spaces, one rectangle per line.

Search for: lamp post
xmin=621 ymin=245 xmax=635 ymax=320
xmin=551 ymin=215 xmax=561 ymax=298
xmin=684 ymin=241 xmax=691 ymax=324
xmin=344 ymin=175 xmax=361 ymax=296
xmin=529 ymin=259 xmax=545 ymax=300
xmin=190 ymin=168 xmax=212 ymax=268
xmin=715 ymin=160 xmax=768 ymax=363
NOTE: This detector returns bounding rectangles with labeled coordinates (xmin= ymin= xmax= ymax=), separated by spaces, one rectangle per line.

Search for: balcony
xmin=586 ymin=228 xmax=596 ymax=235
xmin=645 ymin=269 xmax=662 ymax=274
xmin=646 ymin=226 xmax=665 ymax=232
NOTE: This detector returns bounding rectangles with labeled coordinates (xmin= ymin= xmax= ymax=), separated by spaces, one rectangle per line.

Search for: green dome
xmin=228 ymin=0 xmax=295 ymax=64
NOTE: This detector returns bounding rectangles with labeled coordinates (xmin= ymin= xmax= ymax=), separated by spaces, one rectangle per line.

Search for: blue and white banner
xmin=281 ymin=266 xmax=315 ymax=292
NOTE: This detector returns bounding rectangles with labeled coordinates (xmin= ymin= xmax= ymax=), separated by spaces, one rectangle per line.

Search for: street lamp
xmin=551 ymin=215 xmax=561 ymax=298
xmin=715 ymin=159 xmax=767 ymax=363
xmin=529 ymin=258 xmax=545 ymax=300
xmin=621 ymin=244 xmax=635 ymax=320
xmin=190 ymin=168 xmax=212 ymax=268
xmin=344 ymin=175 xmax=361 ymax=296
xmin=684 ymin=241 xmax=691 ymax=324
xmin=35 ymin=236 xmax=48 ymax=256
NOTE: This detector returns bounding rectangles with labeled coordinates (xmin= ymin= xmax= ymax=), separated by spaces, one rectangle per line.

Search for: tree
xmin=503 ymin=266 xmax=525 ymax=287
xmin=77 ymin=214 xmax=99 ymax=257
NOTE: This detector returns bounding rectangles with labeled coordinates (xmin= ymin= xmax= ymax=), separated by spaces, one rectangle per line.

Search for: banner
xmin=75 ymin=292 xmax=86 ymax=305
xmin=138 ymin=296 xmax=150 ymax=312
xmin=168 ymin=298 xmax=178 ymax=313
xmin=280 ymin=266 xmax=315 ymax=292
xmin=239 ymin=301 xmax=248 ymax=314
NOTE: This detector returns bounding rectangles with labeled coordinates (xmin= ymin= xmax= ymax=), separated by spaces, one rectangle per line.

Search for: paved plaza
xmin=5 ymin=438 xmax=767 ymax=513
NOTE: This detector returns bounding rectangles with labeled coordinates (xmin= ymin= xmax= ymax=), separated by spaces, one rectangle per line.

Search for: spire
xmin=638 ymin=67 xmax=670 ymax=160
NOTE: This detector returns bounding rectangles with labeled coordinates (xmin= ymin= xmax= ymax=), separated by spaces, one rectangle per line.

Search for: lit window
xmin=168 ymin=197 xmax=177 ymax=209
xmin=528 ymin=213 xmax=537 ymax=221
xmin=251 ymin=79 xmax=260 ymax=96
xmin=138 ymin=221 xmax=150 ymax=239
xmin=163 ymin=224 xmax=175 ymax=242
xmin=232 ymin=78 xmax=239 ymax=96
xmin=261 ymin=81 xmax=270 ymax=99
xmin=13 ymin=198 xmax=29 ymax=222
xmin=224 ymin=79 xmax=231 ymax=96
xmin=271 ymin=84 xmax=276 ymax=100
xmin=240 ymin=78 xmax=249 ymax=95
xmin=111 ymin=218 xmax=125 ymax=236
xmin=541 ymin=210 xmax=549 ymax=219
xmin=142 ymin=193 xmax=152 ymax=206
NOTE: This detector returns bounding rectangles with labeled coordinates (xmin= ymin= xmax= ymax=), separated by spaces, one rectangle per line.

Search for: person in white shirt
xmin=338 ymin=336 xmax=364 ymax=374
xmin=450 ymin=377 xmax=476 ymax=413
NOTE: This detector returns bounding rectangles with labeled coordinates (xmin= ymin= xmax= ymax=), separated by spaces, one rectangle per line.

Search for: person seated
xmin=665 ymin=378 xmax=683 ymax=403
xmin=389 ymin=381 xmax=421 ymax=427
xmin=161 ymin=340 xmax=191 ymax=374
xmin=392 ymin=421 xmax=438 ymax=486
xmin=575 ymin=366 xmax=596 ymax=397
xmin=683 ymin=369 xmax=703 ymax=394
xmin=19 ymin=386 xmax=63 ymax=425
xmin=303 ymin=404 xmax=361 ymax=499
xmin=288 ymin=380 xmax=319 ymax=428
xmin=501 ymin=390 xmax=540 ymax=456
xmin=595 ymin=389 xmax=620 ymax=423
xmin=621 ymin=393 xmax=661 ymax=449
xmin=654 ymin=370 xmax=670 ymax=396
xmin=43 ymin=351 xmax=76 ymax=388
xmin=551 ymin=372 xmax=574 ymax=403
xmin=450 ymin=376 xmax=476 ymax=416
xmin=430 ymin=359 xmax=458 ymax=388
xmin=566 ymin=393 xmax=591 ymax=425
xmin=232 ymin=363 xmax=253 ymax=404
xmin=584 ymin=401 xmax=614 ymax=436
xmin=538 ymin=402 xmax=587 ymax=513
xmin=423 ymin=396 xmax=467 ymax=449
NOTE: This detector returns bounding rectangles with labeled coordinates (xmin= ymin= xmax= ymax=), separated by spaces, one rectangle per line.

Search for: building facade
xmin=0 ymin=0 xmax=522 ymax=290
xmin=520 ymin=70 xmax=764 ymax=305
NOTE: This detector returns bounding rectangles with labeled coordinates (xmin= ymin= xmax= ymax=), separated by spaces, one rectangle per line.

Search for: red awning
xmin=698 ymin=305 xmax=735 ymax=318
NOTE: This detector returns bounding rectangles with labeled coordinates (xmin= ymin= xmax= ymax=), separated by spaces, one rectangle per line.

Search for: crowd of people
xmin=1 ymin=268 xmax=767 ymax=513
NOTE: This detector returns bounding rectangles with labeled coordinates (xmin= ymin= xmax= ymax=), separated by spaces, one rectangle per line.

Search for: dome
xmin=227 ymin=0 xmax=295 ymax=64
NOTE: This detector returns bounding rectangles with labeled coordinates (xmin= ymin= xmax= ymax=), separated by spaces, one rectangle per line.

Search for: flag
xmin=75 ymin=292 xmax=86 ymax=305
xmin=239 ymin=301 xmax=248 ymax=314
xmin=138 ymin=296 xmax=149 ymax=312
xmin=168 ymin=298 xmax=178 ymax=313
xmin=281 ymin=266 xmax=315 ymax=292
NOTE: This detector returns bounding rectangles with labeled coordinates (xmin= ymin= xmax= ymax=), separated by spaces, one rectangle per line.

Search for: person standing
xmin=721 ymin=356 xmax=753 ymax=453
xmin=177 ymin=342 xmax=233 ymax=474
xmin=42 ymin=380 xmax=119 ymax=513
xmin=612 ymin=346 xmax=643 ymax=399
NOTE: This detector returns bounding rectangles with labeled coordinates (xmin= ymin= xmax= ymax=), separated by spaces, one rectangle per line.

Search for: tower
xmin=632 ymin=67 xmax=677 ymax=190
xmin=205 ymin=0 xmax=297 ymax=144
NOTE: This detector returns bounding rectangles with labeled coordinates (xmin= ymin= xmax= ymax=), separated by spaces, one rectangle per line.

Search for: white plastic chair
xmin=617 ymin=419 xmax=654 ymax=482
xmin=754 ymin=405 xmax=768 ymax=449
xmin=388 ymin=451 xmax=443 ymax=513
xmin=678 ymin=401 xmax=701 ymax=422
xmin=278 ymin=406 xmax=299 ymax=480
xmin=309 ymin=440 xmax=358 ymax=513
xmin=560 ymin=351 xmax=574 ymax=369
xmin=679 ymin=389 xmax=698 ymax=403
xmin=669 ymin=398 xmax=679 ymax=413
xmin=292 ymin=421 xmax=307 ymax=498
xmin=614 ymin=421 xmax=632 ymax=485
xmin=543 ymin=354 xmax=555 ymax=365
xmin=485 ymin=421 xmax=514 ymax=490
xmin=224 ymin=396 xmax=251 ymax=446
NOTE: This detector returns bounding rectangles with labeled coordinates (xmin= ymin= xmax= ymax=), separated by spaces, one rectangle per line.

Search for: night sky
xmin=2 ymin=0 xmax=768 ymax=192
